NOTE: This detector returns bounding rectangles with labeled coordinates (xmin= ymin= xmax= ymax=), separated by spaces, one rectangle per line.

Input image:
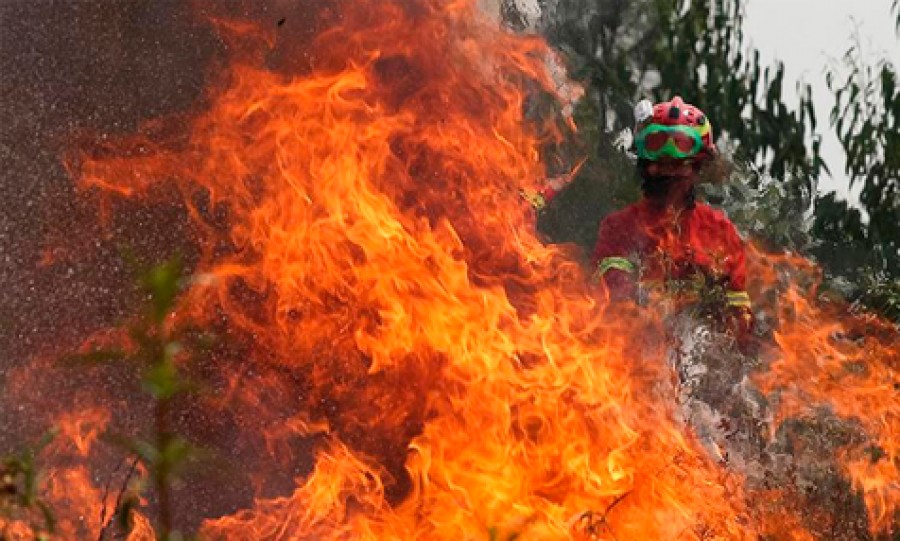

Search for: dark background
xmin=1 ymin=1 xmax=215 ymax=365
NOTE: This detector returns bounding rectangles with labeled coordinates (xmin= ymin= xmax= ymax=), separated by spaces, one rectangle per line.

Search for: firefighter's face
xmin=641 ymin=158 xmax=698 ymax=205
xmin=644 ymin=158 xmax=697 ymax=179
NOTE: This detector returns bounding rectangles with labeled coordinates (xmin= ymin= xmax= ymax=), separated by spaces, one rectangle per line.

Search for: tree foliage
xmin=813 ymin=42 xmax=900 ymax=321
xmin=537 ymin=0 xmax=825 ymax=181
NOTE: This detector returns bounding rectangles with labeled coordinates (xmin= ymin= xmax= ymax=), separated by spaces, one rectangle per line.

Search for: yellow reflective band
xmin=596 ymin=256 xmax=636 ymax=277
xmin=520 ymin=189 xmax=547 ymax=210
xmin=726 ymin=290 xmax=752 ymax=308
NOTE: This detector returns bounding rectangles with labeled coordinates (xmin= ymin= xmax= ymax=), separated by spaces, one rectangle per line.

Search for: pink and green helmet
xmin=634 ymin=96 xmax=716 ymax=161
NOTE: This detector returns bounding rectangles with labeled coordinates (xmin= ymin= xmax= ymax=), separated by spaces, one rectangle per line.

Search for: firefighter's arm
xmin=519 ymin=174 xmax=574 ymax=211
xmin=520 ymin=158 xmax=587 ymax=211
xmin=590 ymin=215 xmax=638 ymax=301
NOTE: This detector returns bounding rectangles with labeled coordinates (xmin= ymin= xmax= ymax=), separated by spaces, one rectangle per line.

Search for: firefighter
xmin=525 ymin=96 xmax=754 ymax=347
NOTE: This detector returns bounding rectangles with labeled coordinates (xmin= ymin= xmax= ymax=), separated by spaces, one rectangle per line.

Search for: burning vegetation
xmin=1 ymin=0 xmax=896 ymax=539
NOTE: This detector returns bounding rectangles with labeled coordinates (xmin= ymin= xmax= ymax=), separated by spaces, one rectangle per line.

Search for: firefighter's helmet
xmin=633 ymin=96 xmax=716 ymax=162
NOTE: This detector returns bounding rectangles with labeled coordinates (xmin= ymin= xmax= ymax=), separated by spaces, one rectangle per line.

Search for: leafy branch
xmin=71 ymin=258 xmax=207 ymax=541
xmin=1 ymin=431 xmax=58 ymax=541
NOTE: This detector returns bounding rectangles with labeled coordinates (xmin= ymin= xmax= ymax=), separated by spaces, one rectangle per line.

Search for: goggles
xmin=635 ymin=124 xmax=703 ymax=160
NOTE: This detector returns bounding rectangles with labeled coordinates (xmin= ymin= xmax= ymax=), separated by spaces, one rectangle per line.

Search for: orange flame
xmin=751 ymin=250 xmax=899 ymax=533
xmin=67 ymin=0 xmax=754 ymax=537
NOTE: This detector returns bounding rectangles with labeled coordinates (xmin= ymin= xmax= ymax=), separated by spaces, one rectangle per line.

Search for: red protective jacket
xmin=590 ymin=198 xmax=751 ymax=311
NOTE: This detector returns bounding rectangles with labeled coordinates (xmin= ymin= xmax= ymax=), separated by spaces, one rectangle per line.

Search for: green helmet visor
xmin=635 ymin=124 xmax=704 ymax=160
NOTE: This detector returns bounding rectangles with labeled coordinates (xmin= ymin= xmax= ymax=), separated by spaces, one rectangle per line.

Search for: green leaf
xmin=159 ymin=437 xmax=195 ymax=473
xmin=142 ymin=357 xmax=183 ymax=400
xmin=116 ymin=493 xmax=140 ymax=534
xmin=36 ymin=500 xmax=56 ymax=534
xmin=59 ymin=348 xmax=128 ymax=367
xmin=140 ymin=258 xmax=184 ymax=324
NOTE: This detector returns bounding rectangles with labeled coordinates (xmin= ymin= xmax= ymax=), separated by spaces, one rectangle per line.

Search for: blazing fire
xmin=748 ymin=249 xmax=899 ymax=534
xmin=2 ymin=0 xmax=896 ymax=539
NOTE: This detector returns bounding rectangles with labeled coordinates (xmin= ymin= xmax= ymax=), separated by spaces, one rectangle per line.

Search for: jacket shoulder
xmin=600 ymin=202 xmax=642 ymax=226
